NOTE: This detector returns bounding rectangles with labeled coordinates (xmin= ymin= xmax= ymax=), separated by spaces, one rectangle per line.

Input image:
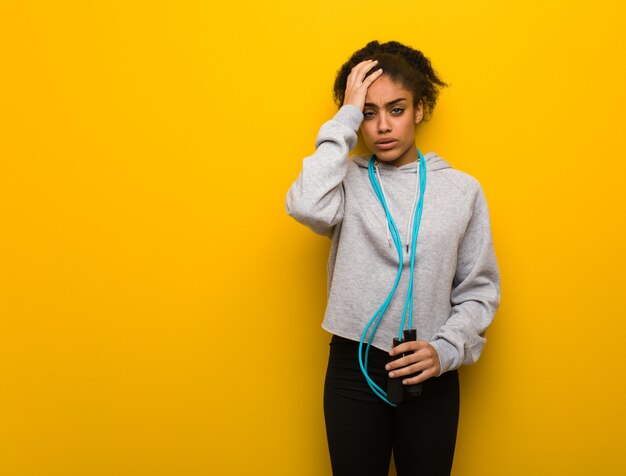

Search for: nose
xmin=378 ymin=113 xmax=391 ymax=134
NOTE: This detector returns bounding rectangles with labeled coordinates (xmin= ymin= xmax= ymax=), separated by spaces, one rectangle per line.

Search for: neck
xmin=378 ymin=146 xmax=419 ymax=168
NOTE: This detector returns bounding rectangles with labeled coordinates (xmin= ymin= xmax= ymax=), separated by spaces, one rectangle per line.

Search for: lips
xmin=375 ymin=139 xmax=398 ymax=150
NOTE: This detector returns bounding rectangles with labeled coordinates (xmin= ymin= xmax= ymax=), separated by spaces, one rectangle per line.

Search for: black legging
xmin=323 ymin=335 xmax=460 ymax=476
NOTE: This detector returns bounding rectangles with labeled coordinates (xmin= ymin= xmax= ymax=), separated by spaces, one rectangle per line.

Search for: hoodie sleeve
xmin=430 ymin=185 xmax=501 ymax=374
xmin=285 ymin=105 xmax=363 ymax=236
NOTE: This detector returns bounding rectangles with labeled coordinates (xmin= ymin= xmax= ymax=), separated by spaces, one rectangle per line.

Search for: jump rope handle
xmin=387 ymin=329 xmax=423 ymax=404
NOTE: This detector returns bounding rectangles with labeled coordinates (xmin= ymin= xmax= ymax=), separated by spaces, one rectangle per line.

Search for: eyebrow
xmin=364 ymin=98 xmax=408 ymax=108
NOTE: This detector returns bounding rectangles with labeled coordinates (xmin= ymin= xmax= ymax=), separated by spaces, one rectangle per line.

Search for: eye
xmin=391 ymin=107 xmax=405 ymax=116
xmin=363 ymin=111 xmax=376 ymax=120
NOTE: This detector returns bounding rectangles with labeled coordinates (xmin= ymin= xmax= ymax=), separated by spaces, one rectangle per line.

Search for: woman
xmin=286 ymin=40 xmax=500 ymax=476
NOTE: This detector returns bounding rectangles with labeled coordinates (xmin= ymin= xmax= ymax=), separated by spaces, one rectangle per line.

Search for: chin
xmin=379 ymin=152 xmax=401 ymax=161
xmin=368 ymin=148 xmax=396 ymax=161
xmin=375 ymin=150 xmax=405 ymax=163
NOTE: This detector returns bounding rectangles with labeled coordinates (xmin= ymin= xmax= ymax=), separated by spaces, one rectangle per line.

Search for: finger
xmin=349 ymin=60 xmax=378 ymax=81
xmin=402 ymin=367 xmax=436 ymax=386
xmin=343 ymin=60 xmax=381 ymax=108
xmin=389 ymin=341 xmax=420 ymax=356
xmin=386 ymin=347 xmax=433 ymax=371
xmin=387 ymin=350 xmax=433 ymax=372
xmin=362 ymin=67 xmax=384 ymax=86
xmin=351 ymin=59 xmax=378 ymax=71
xmin=386 ymin=353 xmax=415 ymax=371
xmin=389 ymin=339 xmax=431 ymax=356
xmin=387 ymin=358 xmax=432 ymax=378
xmin=356 ymin=65 xmax=381 ymax=85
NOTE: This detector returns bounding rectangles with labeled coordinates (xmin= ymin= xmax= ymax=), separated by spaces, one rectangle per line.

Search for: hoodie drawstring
xmin=374 ymin=161 xmax=421 ymax=253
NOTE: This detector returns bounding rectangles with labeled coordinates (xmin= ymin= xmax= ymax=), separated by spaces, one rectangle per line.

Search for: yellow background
xmin=1 ymin=1 xmax=625 ymax=475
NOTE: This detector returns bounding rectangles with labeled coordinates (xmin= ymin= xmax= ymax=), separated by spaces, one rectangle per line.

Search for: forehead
xmin=364 ymin=75 xmax=413 ymax=105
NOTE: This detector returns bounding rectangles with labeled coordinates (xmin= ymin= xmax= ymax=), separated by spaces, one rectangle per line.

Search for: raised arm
xmin=285 ymin=60 xmax=383 ymax=236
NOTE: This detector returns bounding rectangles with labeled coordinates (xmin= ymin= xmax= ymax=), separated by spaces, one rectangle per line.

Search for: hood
xmin=352 ymin=151 xmax=452 ymax=173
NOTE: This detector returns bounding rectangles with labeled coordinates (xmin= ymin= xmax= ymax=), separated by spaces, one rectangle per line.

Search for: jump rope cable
xmin=358 ymin=149 xmax=427 ymax=406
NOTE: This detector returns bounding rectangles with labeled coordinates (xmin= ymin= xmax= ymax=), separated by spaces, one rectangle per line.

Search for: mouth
xmin=375 ymin=139 xmax=398 ymax=150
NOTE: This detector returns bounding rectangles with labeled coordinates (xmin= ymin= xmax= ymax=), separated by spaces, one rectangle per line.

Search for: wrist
xmin=429 ymin=338 xmax=459 ymax=375
xmin=335 ymin=104 xmax=364 ymax=130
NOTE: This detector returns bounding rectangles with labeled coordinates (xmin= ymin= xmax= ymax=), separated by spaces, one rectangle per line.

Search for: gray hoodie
xmin=286 ymin=105 xmax=500 ymax=375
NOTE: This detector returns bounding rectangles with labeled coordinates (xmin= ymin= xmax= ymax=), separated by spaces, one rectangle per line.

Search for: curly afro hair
xmin=333 ymin=40 xmax=447 ymax=120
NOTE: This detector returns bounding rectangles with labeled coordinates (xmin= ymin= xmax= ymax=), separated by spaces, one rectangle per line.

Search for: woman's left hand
xmin=386 ymin=341 xmax=441 ymax=385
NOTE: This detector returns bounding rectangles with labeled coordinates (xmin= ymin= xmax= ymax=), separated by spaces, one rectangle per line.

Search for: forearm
xmin=285 ymin=105 xmax=363 ymax=235
xmin=430 ymin=295 xmax=499 ymax=374
xmin=431 ymin=187 xmax=501 ymax=374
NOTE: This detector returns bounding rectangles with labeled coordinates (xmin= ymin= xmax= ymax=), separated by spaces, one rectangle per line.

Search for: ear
xmin=414 ymin=100 xmax=424 ymax=125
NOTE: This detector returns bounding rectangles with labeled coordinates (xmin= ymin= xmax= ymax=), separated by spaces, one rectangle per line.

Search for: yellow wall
xmin=1 ymin=1 xmax=625 ymax=475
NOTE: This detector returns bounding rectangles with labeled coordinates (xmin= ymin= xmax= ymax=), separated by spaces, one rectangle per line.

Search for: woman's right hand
xmin=343 ymin=59 xmax=383 ymax=111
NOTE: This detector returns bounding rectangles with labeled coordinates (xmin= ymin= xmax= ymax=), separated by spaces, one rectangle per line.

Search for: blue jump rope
xmin=358 ymin=149 xmax=427 ymax=406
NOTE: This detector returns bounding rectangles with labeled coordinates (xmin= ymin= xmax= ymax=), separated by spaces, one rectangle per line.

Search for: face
xmin=361 ymin=75 xmax=424 ymax=167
